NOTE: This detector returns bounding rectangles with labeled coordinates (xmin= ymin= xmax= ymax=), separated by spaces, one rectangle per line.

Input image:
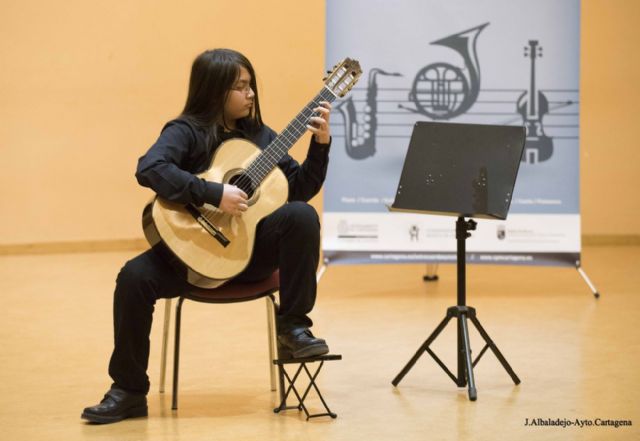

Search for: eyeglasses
xmin=231 ymin=84 xmax=254 ymax=95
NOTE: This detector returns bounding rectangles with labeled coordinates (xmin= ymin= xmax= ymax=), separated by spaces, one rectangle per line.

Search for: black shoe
xmin=277 ymin=327 xmax=329 ymax=359
xmin=81 ymin=387 xmax=148 ymax=424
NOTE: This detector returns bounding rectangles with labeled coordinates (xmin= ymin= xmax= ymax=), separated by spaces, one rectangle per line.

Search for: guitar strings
xmin=201 ymin=87 xmax=336 ymax=223
xmin=189 ymin=83 xmax=345 ymax=231
xmin=229 ymin=89 xmax=333 ymax=195
xmin=231 ymin=112 xmax=308 ymax=191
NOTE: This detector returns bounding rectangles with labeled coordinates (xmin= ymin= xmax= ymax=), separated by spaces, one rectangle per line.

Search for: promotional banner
xmin=324 ymin=0 xmax=580 ymax=266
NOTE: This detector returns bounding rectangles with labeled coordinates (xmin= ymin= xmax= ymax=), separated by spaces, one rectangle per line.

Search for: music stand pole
xmin=455 ymin=216 xmax=476 ymax=398
xmin=392 ymin=216 xmax=521 ymax=401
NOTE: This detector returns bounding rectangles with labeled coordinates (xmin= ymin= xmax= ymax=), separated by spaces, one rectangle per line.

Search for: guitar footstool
xmin=273 ymin=354 xmax=342 ymax=420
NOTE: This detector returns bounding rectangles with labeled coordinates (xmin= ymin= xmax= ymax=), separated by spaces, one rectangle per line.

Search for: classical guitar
xmin=142 ymin=58 xmax=362 ymax=288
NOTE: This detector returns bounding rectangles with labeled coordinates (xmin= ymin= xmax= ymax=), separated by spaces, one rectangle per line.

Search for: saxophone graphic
xmin=336 ymin=68 xmax=401 ymax=159
xmin=400 ymin=22 xmax=489 ymax=120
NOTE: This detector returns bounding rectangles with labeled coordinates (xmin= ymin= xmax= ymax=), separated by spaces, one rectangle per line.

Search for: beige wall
xmin=581 ymin=0 xmax=640 ymax=236
xmin=1 ymin=0 xmax=638 ymax=247
xmin=0 ymin=0 xmax=326 ymax=245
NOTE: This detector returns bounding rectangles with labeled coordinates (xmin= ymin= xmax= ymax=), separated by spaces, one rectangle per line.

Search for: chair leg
xmin=172 ymin=297 xmax=185 ymax=410
xmin=159 ymin=298 xmax=172 ymax=394
xmin=266 ymin=294 xmax=278 ymax=392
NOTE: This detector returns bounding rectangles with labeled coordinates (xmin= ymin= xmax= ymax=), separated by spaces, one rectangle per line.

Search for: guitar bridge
xmin=185 ymin=204 xmax=230 ymax=247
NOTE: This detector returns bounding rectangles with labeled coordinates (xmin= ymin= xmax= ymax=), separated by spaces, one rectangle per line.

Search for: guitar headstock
xmin=524 ymin=40 xmax=543 ymax=59
xmin=323 ymin=58 xmax=362 ymax=98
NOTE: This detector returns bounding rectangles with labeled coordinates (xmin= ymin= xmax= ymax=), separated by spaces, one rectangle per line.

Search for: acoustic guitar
xmin=142 ymin=58 xmax=362 ymax=288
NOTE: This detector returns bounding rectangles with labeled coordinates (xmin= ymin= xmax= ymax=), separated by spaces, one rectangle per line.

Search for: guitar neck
xmin=246 ymin=86 xmax=337 ymax=185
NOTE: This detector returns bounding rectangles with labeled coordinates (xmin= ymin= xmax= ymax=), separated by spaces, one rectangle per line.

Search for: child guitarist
xmin=82 ymin=48 xmax=332 ymax=424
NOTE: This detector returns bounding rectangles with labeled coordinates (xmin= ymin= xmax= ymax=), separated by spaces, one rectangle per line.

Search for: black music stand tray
xmin=389 ymin=121 xmax=525 ymax=401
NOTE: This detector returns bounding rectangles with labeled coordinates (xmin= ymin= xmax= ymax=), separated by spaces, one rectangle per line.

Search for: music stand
xmin=389 ymin=121 xmax=525 ymax=401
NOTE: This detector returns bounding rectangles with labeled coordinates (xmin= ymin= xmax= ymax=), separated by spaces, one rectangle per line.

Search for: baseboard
xmin=1 ymin=235 xmax=638 ymax=256
xmin=0 ymin=239 xmax=148 ymax=255
xmin=582 ymin=234 xmax=640 ymax=246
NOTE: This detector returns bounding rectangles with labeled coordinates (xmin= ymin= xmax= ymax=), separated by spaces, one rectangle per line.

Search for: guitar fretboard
xmin=246 ymin=86 xmax=336 ymax=186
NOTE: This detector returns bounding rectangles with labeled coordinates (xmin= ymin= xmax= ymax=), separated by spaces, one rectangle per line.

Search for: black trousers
xmin=108 ymin=201 xmax=321 ymax=395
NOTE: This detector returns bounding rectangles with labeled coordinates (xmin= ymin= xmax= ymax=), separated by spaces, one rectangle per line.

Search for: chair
xmin=158 ymin=271 xmax=280 ymax=410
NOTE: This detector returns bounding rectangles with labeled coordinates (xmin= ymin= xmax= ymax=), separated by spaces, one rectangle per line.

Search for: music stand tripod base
xmin=391 ymin=218 xmax=521 ymax=401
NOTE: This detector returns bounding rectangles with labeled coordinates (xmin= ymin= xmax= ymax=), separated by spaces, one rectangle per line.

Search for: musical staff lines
xmin=330 ymin=87 xmax=579 ymax=140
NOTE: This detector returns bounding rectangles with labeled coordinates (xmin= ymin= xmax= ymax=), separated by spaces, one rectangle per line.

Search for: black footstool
xmin=273 ymin=354 xmax=342 ymax=420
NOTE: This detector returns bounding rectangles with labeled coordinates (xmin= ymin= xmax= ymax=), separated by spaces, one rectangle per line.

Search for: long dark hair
xmin=180 ymin=49 xmax=263 ymax=143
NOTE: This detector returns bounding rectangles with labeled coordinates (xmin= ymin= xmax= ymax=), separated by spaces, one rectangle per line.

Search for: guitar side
xmin=143 ymin=138 xmax=289 ymax=288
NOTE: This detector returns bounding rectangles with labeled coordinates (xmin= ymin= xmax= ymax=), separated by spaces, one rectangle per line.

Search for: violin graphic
xmin=517 ymin=40 xmax=553 ymax=163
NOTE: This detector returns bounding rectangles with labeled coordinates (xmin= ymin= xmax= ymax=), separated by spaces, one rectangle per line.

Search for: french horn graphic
xmin=400 ymin=23 xmax=489 ymax=120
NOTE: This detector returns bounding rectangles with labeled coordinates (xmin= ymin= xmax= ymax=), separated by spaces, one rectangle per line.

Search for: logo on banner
xmin=497 ymin=225 xmax=506 ymax=240
xmin=409 ymin=225 xmax=420 ymax=242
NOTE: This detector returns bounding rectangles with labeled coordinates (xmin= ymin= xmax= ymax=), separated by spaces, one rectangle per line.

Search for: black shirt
xmin=136 ymin=118 xmax=331 ymax=207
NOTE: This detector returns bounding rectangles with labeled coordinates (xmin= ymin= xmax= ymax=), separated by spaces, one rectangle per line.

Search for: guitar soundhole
xmin=228 ymin=173 xmax=256 ymax=198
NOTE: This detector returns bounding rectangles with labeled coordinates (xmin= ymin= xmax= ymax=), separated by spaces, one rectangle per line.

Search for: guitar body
xmin=143 ymin=138 xmax=288 ymax=288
